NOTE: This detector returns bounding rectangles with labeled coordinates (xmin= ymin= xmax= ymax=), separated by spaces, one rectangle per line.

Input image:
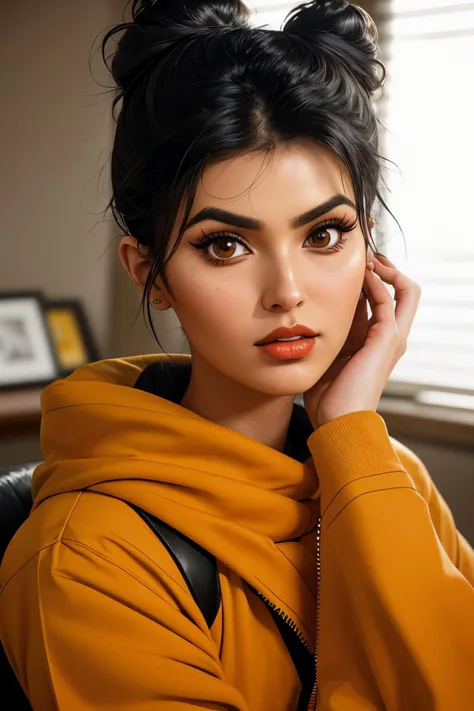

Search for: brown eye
xmin=209 ymin=238 xmax=240 ymax=260
xmin=191 ymin=232 xmax=251 ymax=265
xmin=307 ymin=227 xmax=340 ymax=249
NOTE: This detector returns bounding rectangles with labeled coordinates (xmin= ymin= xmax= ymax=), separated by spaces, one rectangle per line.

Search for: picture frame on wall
xmin=0 ymin=292 xmax=59 ymax=390
xmin=44 ymin=300 xmax=99 ymax=376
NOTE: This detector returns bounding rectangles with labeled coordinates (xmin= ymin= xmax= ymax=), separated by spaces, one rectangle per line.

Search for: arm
xmin=6 ymin=539 xmax=248 ymax=711
xmin=392 ymin=436 xmax=474 ymax=585
xmin=309 ymin=411 xmax=474 ymax=711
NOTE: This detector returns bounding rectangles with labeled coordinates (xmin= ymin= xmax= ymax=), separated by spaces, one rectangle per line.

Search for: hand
xmin=303 ymin=255 xmax=422 ymax=430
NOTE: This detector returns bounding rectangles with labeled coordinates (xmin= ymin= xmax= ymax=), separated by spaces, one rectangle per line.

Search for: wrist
xmin=314 ymin=405 xmax=378 ymax=430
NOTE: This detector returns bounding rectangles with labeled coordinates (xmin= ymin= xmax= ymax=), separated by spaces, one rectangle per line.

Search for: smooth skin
xmin=120 ymin=140 xmax=421 ymax=447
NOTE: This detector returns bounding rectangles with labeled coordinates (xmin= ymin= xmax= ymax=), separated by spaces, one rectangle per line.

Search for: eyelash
xmin=190 ymin=217 xmax=358 ymax=267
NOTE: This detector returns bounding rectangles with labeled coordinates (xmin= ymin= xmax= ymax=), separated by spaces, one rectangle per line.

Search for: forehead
xmin=194 ymin=141 xmax=354 ymax=215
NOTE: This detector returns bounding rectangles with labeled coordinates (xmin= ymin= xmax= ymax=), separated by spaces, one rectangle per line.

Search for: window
xmin=248 ymin=1 xmax=297 ymax=28
xmin=379 ymin=0 xmax=474 ymax=400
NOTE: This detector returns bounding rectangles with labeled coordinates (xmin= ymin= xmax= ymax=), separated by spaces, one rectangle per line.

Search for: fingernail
xmin=367 ymin=261 xmax=375 ymax=271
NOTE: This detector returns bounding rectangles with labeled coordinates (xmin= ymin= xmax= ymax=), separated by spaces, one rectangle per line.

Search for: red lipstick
xmin=255 ymin=325 xmax=318 ymax=361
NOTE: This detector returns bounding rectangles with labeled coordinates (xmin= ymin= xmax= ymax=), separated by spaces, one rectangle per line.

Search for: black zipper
xmin=253 ymin=516 xmax=322 ymax=711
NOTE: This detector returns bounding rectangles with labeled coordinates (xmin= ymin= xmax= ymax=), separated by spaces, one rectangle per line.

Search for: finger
xmin=362 ymin=283 xmax=377 ymax=328
xmin=363 ymin=269 xmax=379 ymax=315
xmin=373 ymin=257 xmax=421 ymax=340
xmin=363 ymin=264 xmax=395 ymax=325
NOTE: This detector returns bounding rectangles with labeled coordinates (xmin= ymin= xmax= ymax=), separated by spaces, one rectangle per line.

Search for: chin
xmin=244 ymin=362 xmax=326 ymax=399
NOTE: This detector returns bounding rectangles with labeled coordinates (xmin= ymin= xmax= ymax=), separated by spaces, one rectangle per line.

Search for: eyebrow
xmin=184 ymin=194 xmax=356 ymax=232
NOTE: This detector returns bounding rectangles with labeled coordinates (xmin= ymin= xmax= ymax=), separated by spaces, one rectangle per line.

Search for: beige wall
xmin=0 ymin=0 xmax=119 ymax=355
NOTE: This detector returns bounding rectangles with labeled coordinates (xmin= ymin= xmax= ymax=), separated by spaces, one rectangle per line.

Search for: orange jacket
xmin=1 ymin=354 xmax=473 ymax=711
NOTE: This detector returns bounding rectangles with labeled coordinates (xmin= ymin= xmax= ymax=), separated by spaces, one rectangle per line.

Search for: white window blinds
xmin=379 ymin=0 xmax=474 ymax=398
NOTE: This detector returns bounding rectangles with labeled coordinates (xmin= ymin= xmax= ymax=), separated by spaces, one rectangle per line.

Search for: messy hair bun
xmin=109 ymin=0 xmax=250 ymax=93
xmin=131 ymin=0 xmax=248 ymax=26
xmin=283 ymin=1 xmax=383 ymax=95
xmin=102 ymin=1 xmax=388 ymax=340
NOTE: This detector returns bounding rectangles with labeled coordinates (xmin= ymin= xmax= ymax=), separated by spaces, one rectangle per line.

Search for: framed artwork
xmin=44 ymin=300 xmax=99 ymax=376
xmin=0 ymin=292 xmax=59 ymax=390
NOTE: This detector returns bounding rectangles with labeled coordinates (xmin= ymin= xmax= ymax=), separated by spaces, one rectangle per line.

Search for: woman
xmin=1 ymin=1 xmax=473 ymax=709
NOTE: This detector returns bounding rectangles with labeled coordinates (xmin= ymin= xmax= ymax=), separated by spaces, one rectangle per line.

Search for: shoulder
xmin=389 ymin=436 xmax=474 ymax=580
xmin=389 ymin=434 xmax=457 ymax=542
xmin=1 ymin=491 xmax=195 ymax=617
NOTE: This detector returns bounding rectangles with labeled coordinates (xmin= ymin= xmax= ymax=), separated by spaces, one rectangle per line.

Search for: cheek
xmin=314 ymin=245 xmax=365 ymax=294
xmin=168 ymin=264 xmax=253 ymax=341
xmin=312 ymin=248 xmax=366 ymax=333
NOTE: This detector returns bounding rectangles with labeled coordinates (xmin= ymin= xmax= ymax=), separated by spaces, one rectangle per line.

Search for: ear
xmin=119 ymin=236 xmax=152 ymax=291
xmin=118 ymin=236 xmax=169 ymax=307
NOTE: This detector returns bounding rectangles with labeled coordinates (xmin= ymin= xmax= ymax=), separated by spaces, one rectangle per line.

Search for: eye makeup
xmin=190 ymin=214 xmax=358 ymax=267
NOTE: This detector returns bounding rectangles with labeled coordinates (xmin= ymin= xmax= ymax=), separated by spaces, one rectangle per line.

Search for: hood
xmin=33 ymin=354 xmax=321 ymax=646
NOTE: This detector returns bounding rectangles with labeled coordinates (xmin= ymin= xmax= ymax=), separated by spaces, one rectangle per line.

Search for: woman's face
xmin=154 ymin=141 xmax=368 ymax=397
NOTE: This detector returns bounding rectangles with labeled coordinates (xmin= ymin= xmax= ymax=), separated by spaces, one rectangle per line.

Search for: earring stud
xmin=152 ymin=299 xmax=161 ymax=305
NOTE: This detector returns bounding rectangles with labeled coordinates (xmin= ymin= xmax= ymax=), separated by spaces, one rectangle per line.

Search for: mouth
xmin=255 ymin=324 xmax=318 ymax=347
xmin=255 ymin=334 xmax=317 ymax=361
xmin=256 ymin=335 xmax=315 ymax=346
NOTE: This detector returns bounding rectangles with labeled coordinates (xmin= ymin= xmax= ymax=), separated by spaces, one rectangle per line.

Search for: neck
xmin=180 ymin=351 xmax=295 ymax=453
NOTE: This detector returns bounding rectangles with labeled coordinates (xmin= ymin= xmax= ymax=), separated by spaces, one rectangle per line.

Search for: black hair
xmin=102 ymin=0 xmax=387 ymax=341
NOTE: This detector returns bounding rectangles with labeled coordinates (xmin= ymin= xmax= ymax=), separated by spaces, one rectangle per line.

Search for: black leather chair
xmin=0 ymin=462 xmax=220 ymax=710
xmin=0 ymin=462 xmax=40 ymax=711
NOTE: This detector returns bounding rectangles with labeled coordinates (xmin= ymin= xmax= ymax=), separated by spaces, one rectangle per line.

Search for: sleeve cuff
xmin=307 ymin=411 xmax=406 ymax=511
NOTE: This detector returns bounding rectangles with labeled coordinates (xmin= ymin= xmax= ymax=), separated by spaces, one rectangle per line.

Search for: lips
xmin=255 ymin=324 xmax=318 ymax=346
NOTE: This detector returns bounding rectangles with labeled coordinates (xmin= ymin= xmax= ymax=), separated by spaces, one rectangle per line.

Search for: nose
xmin=261 ymin=260 xmax=305 ymax=313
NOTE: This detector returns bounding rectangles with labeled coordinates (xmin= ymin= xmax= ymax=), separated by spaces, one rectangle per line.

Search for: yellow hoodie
xmin=0 ymin=354 xmax=473 ymax=711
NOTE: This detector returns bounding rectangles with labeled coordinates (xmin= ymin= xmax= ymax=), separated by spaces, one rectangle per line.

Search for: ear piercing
xmin=152 ymin=299 xmax=162 ymax=305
